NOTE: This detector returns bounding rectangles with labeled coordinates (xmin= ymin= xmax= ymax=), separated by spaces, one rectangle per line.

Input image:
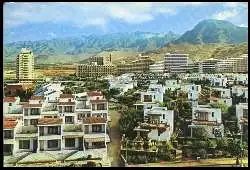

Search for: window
xmin=68 ymin=99 xmax=71 ymax=102
xmin=243 ymin=109 xmax=248 ymax=119
xmin=24 ymin=119 xmax=28 ymax=126
xmin=196 ymin=86 xmax=199 ymax=91
xmin=9 ymin=103 xmax=12 ymax=106
xmin=92 ymin=104 xmax=96 ymax=110
xmin=48 ymin=140 xmax=58 ymax=148
xmin=4 ymin=130 xmax=13 ymax=139
xmin=97 ymin=104 xmax=105 ymax=110
xmin=19 ymin=140 xmax=30 ymax=149
xmin=30 ymin=119 xmax=38 ymax=125
xmin=48 ymin=127 xmax=60 ymax=135
xmin=190 ymin=93 xmax=192 ymax=97
xmin=92 ymin=125 xmax=103 ymax=133
xmin=30 ymin=108 xmax=40 ymax=115
xmin=65 ymin=116 xmax=74 ymax=124
xmin=65 ymin=138 xmax=75 ymax=148
xmin=163 ymin=114 xmax=165 ymax=119
xmin=24 ymin=109 xmax=29 ymax=116
xmin=44 ymin=116 xmax=52 ymax=118
xmin=212 ymin=112 xmax=214 ymax=117
xmin=192 ymin=86 xmax=194 ymax=90
xmin=65 ymin=106 xmax=73 ymax=113
xmin=224 ymin=100 xmax=226 ymax=104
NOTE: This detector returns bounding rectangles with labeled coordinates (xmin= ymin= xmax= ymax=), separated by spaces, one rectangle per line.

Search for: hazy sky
xmin=4 ymin=2 xmax=248 ymax=34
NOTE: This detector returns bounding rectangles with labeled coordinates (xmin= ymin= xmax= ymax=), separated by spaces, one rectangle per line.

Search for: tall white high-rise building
xmin=16 ymin=48 xmax=34 ymax=80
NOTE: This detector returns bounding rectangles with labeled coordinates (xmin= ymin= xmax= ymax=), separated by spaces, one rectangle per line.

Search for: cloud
xmin=224 ymin=2 xmax=247 ymax=8
xmin=212 ymin=9 xmax=238 ymax=20
xmin=3 ymin=2 xmax=179 ymax=29
xmin=239 ymin=24 xmax=248 ymax=27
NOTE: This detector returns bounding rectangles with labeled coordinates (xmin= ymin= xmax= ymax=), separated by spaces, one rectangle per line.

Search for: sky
xmin=3 ymin=2 xmax=248 ymax=34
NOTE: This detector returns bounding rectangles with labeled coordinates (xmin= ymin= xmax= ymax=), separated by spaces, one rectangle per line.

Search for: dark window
xmin=4 ymin=130 xmax=13 ymax=139
xmin=19 ymin=140 xmax=30 ymax=149
xmin=163 ymin=114 xmax=165 ymax=119
xmin=65 ymin=106 xmax=73 ymax=113
xmin=68 ymin=99 xmax=71 ymax=102
xmin=243 ymin=109 xmax=248 ymax=119
xmin=48 ymin=140 xmax=58 ymax=148
xmin=97 ymin=104 xmax=105 ymax=110
xmin=65 ymin=138 xmax=75 ymax=148
xmin=24 ymin=109 xmax=29 ymax=116
xmin=212 ymin=112 xmax=214 ymax=117
xmin=44 ymin=116 xmax=52 ymax=118
xmin=9 ymin=103 xmax=12 ymax=106
xmin=48 ymin=127 xmax=60 ymax=135
xmin=65 ymin=116 xmax=74 ymax=124
xmin=192 ymin=86 xmax=194 ymax=90
xmin=30 ymin=119 xmax=38 ymax=125
xmin=30 ymin=108 xmax=40 ymax=115
xmin=92 ymin=125 xmax=103 ymax=133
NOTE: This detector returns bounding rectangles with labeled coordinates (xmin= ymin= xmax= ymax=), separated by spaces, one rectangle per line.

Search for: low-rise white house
xmin=210 ymin=88 xmax=232 ymax=107
xmin=181 ymin=84 xmax=201 ymax=101
xmin=165 ymin=79 xmax=181 ymax=91
xmin=188 ymin=105 xmax=224 ymax=138
xmin=236 ymin=103 xmax=248 ymax=132
xmin=231 ymin=86 xmax=248 ymax=102
xmin=3 ymin=97 xmax=23 ymax=115
xmin=109 ymin=73 xmax=137 ymax=95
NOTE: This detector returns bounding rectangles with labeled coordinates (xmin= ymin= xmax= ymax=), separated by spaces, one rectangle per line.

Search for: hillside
xmin=3 ymin=31 xmax=179 ymax=64
xmin=173 ymin=19 xmax=248 ymax=44
xmin=142 ymin=43 xmax=248 ymax=63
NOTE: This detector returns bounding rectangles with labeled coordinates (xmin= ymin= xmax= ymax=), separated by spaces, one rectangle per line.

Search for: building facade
xmin=164 ymin=53 xmax=189 ymax=73
xmin=16 ymin=48 xmax=34 ymax=81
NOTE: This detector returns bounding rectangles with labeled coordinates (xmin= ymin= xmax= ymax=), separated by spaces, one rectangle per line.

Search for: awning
xmin=84 ymin=137 xmax=106 ymax=143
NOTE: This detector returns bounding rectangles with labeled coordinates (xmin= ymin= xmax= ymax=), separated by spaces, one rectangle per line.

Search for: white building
xmin=165 ymin=79 xmax=181 ymax=91
xmin=181 ymin=84 xmax=201 ymax=101
xmin=3 ymin=97 xmax=23 ymax=115
xmin=149 ymin=60 xmax=164 ymax=73
xmin=188 ymin=105 xmax=224 ymax=138
xmin=236 ymin=103 xmax=248 ymax=132
xmin=210 ymin=88 xmax=232 ymax=107
xmin=164 ymin=53 xmax=189 ymax=73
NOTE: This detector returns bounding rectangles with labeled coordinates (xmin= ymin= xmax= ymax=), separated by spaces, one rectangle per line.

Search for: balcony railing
xmin=63 ymin=125 xmax=83 ymax=132
xmin=17 ymin=126 xmax=38 ymax=134
xmin=39 ymin=132 xmax=61 ymax=136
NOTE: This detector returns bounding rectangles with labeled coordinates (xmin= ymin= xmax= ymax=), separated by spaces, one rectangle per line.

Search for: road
xmin=107 ymin=107 xmax=122 ymax=167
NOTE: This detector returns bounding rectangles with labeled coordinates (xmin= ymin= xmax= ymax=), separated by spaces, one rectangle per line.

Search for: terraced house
xmin=3 ymin=90 xmax=110 ymax=165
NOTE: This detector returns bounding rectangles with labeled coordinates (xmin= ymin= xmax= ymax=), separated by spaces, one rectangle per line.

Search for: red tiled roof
xmin=23 ymin=104 xmax=43 ymax=108
xmin=4 ymin=97 xmax=17 ymax=103
xmin=90 ymin=100 xmax=107 ymax=103
xmin=30 ymin=96 xmax=44 ymax=100
xmin=87 ymin=91 xmax=103 ymax=97
xmin=83 ymin=117 xmax=106 ymax=124
xmin=4 ymin=120 xmax=18 ymax=129
xmin=6 ymin=85 xmax=23 ymax=90
xmin=58 ymin=102 xmax=75 ymax=105
xmin=60 ymin=94 xmax=73 ymax=98
xmin=38 ymin=118 xmax=63 ymax=125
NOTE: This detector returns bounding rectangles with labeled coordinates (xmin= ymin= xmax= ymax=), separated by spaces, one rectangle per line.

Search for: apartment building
xmin=210 ymin=88 xmax=232 ymax=107
xmin=16 ymin=48 xmax=34 ymax=81
xmin=89 ymin=55 xmax=112 ymax=66
xmin=217 ymin=54 xmax=248 ymax=73
xmin=149 ymin=60 xmax=164 ymax=73
xmin=200 ymin=58 xmax=219 ymax=73
xmin=188 ymin=105 xmax=224 ymax=138
xmin=117 ymin=55 xmax=154 ymax=75
xmin=164 ymin=53 xmax=189 ymax=73
xmin=76 ymin=63 xmax=115 ymax=78
xmin=3 ymin=118 xmax=23 ymax=155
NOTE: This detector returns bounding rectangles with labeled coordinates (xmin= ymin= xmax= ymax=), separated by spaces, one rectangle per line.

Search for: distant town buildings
xmin=16 ymin=48 xmax=35 ymax=81
xmin=149 ymin=60 xmax=164 ymax=73
xmin=164 ymin=53 xmax=189 ymax=73
xmin=76 ymin=54 xmax=115 ymax=78
xmin=117 ymin=54 xmax=154 ymax=75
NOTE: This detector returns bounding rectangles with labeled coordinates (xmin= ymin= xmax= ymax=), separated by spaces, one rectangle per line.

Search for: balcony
xmin=63 ymin=124 xmax=83 ymax=133
xmin=16 ymin=125 xmax=38 ymax=135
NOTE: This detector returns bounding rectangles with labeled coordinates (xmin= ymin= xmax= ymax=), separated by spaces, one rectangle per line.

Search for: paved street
xmin=108 ymin=107 xmax=122 ymax=167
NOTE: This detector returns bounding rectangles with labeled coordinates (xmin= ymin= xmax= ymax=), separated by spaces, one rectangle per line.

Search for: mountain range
xmin=3 ymin=19 xmax=248 ymax=64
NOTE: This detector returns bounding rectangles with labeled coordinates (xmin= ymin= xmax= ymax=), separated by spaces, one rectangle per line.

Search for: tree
xmin=192 ymin=127 xmax=209 ymax=140
xmin=119 ymin=108 xmax=143 ymax=139
xmin=198 ymin=87 xmax=210 ymax=105
xmin=210 ymin=102 xmax=228 ymax=113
